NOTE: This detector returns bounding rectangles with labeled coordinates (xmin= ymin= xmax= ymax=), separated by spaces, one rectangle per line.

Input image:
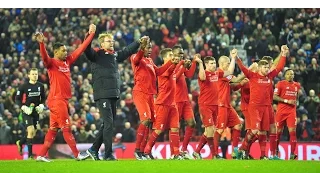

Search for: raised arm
xmin=164 ymin=57 xmax=180 ymax=76
xmin=130 ymin=50 xmax=144 ymax=66
xmin=68 ymin=24 xmax=96 ymax=65
xmin=231 ymin=62 xmax=257 ymax=83
xmin=130 ymin=37 xmax=148 ymax=65
xmin=236 ymin=58 xmax=254 ymax=78
xmin=268 ymin=45 xmax=289 ymax=78
xmin=185 ymin=60 xmax=197 ymax=78
xmin=193 ymin=54 xmax=205 ymax=81
xmin=222 ymin=49 xmax=237 ymax=77
xmin=175 ymin=60 xmax=186 ymax=79
xmin=118 ymin=36 xmax=149 ymax=62
xmin=35 ymin=33 xmax=52 ymax=68
xmin=154 ymin=60 xmax=173 ymax=76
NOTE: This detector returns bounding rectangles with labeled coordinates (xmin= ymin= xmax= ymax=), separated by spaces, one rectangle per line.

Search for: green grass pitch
xmin=0 ymin=159 xmax=319 ymax=173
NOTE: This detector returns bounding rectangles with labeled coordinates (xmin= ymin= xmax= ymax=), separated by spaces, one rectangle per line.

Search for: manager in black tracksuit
xmin=84 ymin=32 xmax=147 ymax=160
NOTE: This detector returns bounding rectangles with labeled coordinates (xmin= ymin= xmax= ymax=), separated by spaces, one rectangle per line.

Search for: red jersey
xmin=274 ymin=80 xmax=300 ymax=113
xmin=130 ymin=51 xmax=173 ymax=95
xmin=240 ymin=82 xmax=250 ymax=111
xmin=175 ymin=61 xmax=196 ymax=102
xmin=236 ymin=56 xmax=286 ymax=106
xmin=198 ymin=70 xmax=219 ymax=105
xmin=217 ymin=69 xmax=233 ymax=108
xmin=39 ymin=33 xmax=95 ymax=101
xmin=155 ymin=63 xmax=176 ymax=105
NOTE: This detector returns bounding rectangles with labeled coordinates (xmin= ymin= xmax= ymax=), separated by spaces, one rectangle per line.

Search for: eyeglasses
xmin=104 ymin=40 xmax=115 ymax=43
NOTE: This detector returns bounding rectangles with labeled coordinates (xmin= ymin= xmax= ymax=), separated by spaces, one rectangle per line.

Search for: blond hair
xmin=98 ymin=33 xmax=113 ymax=45
xmin=258 ymin=60 xmax=269 ymax=66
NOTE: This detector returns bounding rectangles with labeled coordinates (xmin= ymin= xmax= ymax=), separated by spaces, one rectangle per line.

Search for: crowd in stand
xmin=0 ymin=8 xmax=320 ymax=145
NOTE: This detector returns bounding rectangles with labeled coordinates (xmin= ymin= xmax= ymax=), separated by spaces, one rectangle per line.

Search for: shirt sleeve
xmin=39 ymin=42 xmax=52 ymax=68
xmin=184 ymin=61 xmax=197 ymax=78
xmin=15 ymin=84 xmax=25 ymax=107
xmin=130 ymin=50 xmax=144 ymax=65
xmin=274 ymin=82 xmax=281 ymax=96
xmin=236 ymin=59 xmax=253 ymax=78
xmin=67 ymin=32 xmax=95 ymax=65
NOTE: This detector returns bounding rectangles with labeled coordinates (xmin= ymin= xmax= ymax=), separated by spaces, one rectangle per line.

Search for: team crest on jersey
xmin=209 ymin=75 xmax=218 ymax=82
xmin=38 ymin=87 xmax=41 ymax=91
xmin=258 ymin=78 xmax=270 ymax=84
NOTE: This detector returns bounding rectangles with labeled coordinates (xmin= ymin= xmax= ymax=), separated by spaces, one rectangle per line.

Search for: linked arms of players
xmin=68 ymin=24 xmax=96 ymax=65
xmin=130 ymin=37 xmax=149 ymax=65
xmin=194 ymin=54 xmax=205 ymax=81
xmin=222 ymin=49 xmax=237 ymax=77
xmin=231 ymin=62 xmax=258 ymax=83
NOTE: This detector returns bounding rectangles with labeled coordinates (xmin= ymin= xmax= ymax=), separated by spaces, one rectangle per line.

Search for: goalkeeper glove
xmin=35 ymin=104 xmax=45 ymax=114
xmin=21 ymin=105 xmax=32 ymax=115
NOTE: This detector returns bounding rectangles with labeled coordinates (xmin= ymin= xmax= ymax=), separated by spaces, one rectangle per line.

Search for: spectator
xmin=122 ymin=122 xmax=136 ymax=142
xmin=0 ymin=119 xmax=12 ymax=144
xmin=304 ymin=89 xmax=320 ymax=122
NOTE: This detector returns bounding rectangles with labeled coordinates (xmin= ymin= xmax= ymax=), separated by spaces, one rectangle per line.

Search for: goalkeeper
xmin=15 ymin=68 xmax=46 ymax=159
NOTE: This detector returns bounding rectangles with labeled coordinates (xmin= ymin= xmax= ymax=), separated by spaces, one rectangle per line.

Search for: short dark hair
xmin=261 ymin=56 xmax=273 ymax=63
xmin=284 ymin=68 xmax=294 ymax=75
xmin=160 ymin=48 xmax=172 ymax=59
xmin=28 ymin=68 xmax=38 ymax=74
xmin=172 ymin=45 xmax=182 ymax=52
xmin=53 ymin=42 xmax=65 ymax=51
xmin=258 ymin=60 xmax=269 ymax=66
xmin=203 ymin=56 xmax=215 ymax=64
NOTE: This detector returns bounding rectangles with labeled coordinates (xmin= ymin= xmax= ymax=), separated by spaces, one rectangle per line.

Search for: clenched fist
xmin=183 ymin=59 xmax=192 ymax=69
xmin=34 ymin=32 xmax=44 ymax=43
xmin=193 ymin=54 xmax=202 ymax=63
xmin=230 ymin=48 xmax=238 ymax=59
xmin=89 ymin=24 xmax=96 ymax=34
xmin=281 ymin=45 xmax=289 ymax=57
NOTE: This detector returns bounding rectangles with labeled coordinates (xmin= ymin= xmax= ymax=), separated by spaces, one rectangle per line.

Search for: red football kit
xmin=198 ymin=70 xmax=219 ymax=127
xmin=236 ymin=56 xmax=286 ymax=130
xmin=274 ymin=80 xmax=301 ymax=128
xmin=39 ymin=33 xmax=95 ymax=129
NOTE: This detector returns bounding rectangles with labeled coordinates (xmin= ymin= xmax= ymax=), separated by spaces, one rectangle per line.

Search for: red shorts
xmin=153 ymin=104 xmax=179 ymax=131
xmin=47 ymin=99 xmax=70 ymax=129
xmin=216 ymin=106 xmax=241 ymax=129
xmin=133 ymin=91 xmax=155 ymax=122
xmin=199 ymin=105 xmax=217 ymax=127
xmin=248 ymin=105 xmax=269 ymax=131
xmin=242 ymin=109 xmax=250 ymax=130
xmin=275 ymin=111 xmax=297 ymax=129
xmin=176 ymin=101 xmax=194 ymax=120
xmin=268 ymin=105 xmax=275 ymax=124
